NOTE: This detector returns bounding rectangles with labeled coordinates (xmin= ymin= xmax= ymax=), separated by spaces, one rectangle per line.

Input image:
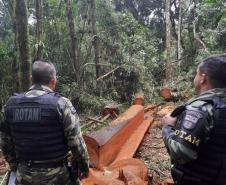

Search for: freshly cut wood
xmin=133 ymin=95 xmax=144 ymax=105
xmin=160 ymin=88 xmax=187 ymax=101
xmin=82 ymin=102 xmax=153 ymax=185
xmin=160 ymin=88 xmax=172 ymax=100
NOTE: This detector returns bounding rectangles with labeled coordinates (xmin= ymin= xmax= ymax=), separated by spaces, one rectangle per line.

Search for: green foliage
xmin=196 ymin=0 xmax=226 ymax=52
xmin=0 ymin=0 xmax=225 ymax=113
xmin=57 ymin=82 xmax=106 ymax=114
xmin=0 ymin=42 xmax=14 ymax=106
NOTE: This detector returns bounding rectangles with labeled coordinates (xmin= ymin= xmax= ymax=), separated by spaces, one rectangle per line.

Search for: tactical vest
xmin=175 ymin=96 xmax=226 ymax=185
xmin=4 ymin=92 xmax=68 ymax=161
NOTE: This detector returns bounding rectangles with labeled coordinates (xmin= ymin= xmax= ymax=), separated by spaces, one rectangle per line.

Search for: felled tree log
xmin=160 ymin=87 xmax=184 ymax=101
xmin=160 ymin=88 xmax=172 ymax=101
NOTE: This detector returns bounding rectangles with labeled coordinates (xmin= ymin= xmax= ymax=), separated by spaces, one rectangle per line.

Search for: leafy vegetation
xmin=0 ymin=0 xmax=225 ymax=113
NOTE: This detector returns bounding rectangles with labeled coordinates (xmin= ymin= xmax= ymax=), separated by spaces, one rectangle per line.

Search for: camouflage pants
xmin=15 ymin=163 xmax=80 ymax=185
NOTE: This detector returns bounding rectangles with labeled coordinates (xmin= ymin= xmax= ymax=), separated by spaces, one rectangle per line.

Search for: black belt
xmin=20 ymin=160 xmax=65 ymax=168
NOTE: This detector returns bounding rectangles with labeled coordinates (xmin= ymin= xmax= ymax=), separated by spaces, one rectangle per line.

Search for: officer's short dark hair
xmin=199 ymin=54 xmax=226 ymax=88
xmin=32 ymin=60 xmax=56 ymax=85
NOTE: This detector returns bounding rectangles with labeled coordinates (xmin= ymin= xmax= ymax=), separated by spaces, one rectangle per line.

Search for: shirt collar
xmin=187 ymin=88 xmax=226 ymax=104
xmin=199 ymin=88 xmax=226 ymax=97
xmin=29 ymin=84 xmax=53 ymax=92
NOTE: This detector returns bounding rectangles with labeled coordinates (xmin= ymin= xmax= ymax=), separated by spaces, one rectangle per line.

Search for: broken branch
xmin=97 ymin=65 xmax=122 ymax=81
xmin=86 ymin=116 xmax=106 ymax=124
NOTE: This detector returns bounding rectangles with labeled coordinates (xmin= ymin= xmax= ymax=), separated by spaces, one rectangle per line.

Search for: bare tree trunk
xmin=35 ymin=0 xmax=43 ymax=60
xmin=165 ymin=0 xmax=173 ymax=83
xmin=89 ymin=0 xmax=100 ymax=79
xmin=65 ymin=0 xmax=80 ymax=84
xmin=193 ymin=19 xmax=208 ymax=52
xmin=7 ymin=0 xmax=20 ymax=92
xmin=15 ymin=0 xmax=30 ymax=91
xmin=12 ymin=13 xmax=20 ymax=92
xmin=177 ymin=0 xmax=182 ymax=63
xmin=193 ymin=1 xmax=208 ymax=52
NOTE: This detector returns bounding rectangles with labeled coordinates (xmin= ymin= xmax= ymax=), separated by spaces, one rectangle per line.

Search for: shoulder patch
xmin=190 ymin=100 xmax=207 ymax=108
xmin=70 ymin=106 xmax=77 ymax=114
xmin=182 ymin=110 xmax=203 ymax=130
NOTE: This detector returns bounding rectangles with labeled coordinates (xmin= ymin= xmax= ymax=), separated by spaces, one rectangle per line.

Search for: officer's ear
xmin=49 ymin=77 xmax=57 ymax=90
xmin=30 ymin=75 xmax=33 ymax=84
xmin=200 ymin=73 xmax=207 ymax=84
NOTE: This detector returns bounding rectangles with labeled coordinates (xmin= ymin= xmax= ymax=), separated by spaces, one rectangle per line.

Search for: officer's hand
xmin=79 ymin=171 xmax=89 ymax=179
xmin=162 ymin=113 xmax=177 ymax=125
xmin=9 ymin=162 xmax=17 ymax=172
xmin=78 ymin=161 xmax=89 ymax=179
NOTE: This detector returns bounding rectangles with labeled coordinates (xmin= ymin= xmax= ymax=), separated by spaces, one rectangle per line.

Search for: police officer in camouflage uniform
xmin=162 ymin=55 xmax=226 ymax=185
xmin=0 ymin=61 xmax=89 ymax=185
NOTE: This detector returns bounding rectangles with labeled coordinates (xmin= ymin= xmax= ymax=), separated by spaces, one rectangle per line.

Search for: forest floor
xmin=0 ymin=152 xmax=9 ymax=184
xmin=136 ymin=122 xmax=171 ymax=185
xmin=135 ymin=102 xmax=175 ymax=185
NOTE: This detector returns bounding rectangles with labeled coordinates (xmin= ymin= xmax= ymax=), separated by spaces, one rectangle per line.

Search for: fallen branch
xmin=100 ymin=114 xmax=111 ymax=122
xmin=81 ymin=116 xmax=102 ymax=129
xmin=82 ymin=114 xmax=112 ymax=129
xmin=152 ymin=166 xmax=168 ymax=178
xmin=151 ymin=146 xmax=165 ymax=149
xmin=144 ymin=103 xmax=164 ymax=112
xmin=86 ymin=116 xmax=106 ymax=124
xmin=97 ymin=65 xmax=122 ymax=81
xmin=0 ymin=171 xmax=9 ymax=185
xmin=193 ymin=18 xmax=209 ymax=52
xmin=82 ymin=63 xmax=111 ymax=68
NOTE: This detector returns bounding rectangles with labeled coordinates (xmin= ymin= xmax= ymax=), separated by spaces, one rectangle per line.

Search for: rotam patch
xmin=70 ymin=106 xmax=77 ymax=114
xmin=182 ymin=110 xmax=203 ymax=130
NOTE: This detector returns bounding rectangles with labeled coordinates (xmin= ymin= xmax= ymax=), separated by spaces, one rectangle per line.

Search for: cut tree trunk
xmin=160 ymin=88 xmax=172 ymax=101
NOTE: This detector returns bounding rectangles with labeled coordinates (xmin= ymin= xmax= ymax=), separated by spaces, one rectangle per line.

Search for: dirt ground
xmin=0 ymin=152 xmax=9 ymax=184
xmin=135 ymin=103 xmax=176 ymax=185
xmin=136 ymin=126 xmax=171 ymax=185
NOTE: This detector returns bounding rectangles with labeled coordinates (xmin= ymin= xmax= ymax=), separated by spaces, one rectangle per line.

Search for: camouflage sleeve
xmin=0 ymin=112 xmax=17 ymax=171
xmin=57 ymin=97 xmax=89 ymax=174
xmin=162 ymin=101 xmax=214 ymax=164
xmin=162 ymin=124 xmax=198 ymax=164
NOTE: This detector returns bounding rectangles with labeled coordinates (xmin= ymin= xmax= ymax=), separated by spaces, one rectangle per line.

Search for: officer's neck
xmin=198 ymin=84 xmax=214 ymax=95
xmin=47 ymin=84 xmax=55 ymax=91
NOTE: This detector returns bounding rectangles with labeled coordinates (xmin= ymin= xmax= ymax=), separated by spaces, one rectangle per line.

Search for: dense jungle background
xmin=0 ymin=0 xmax=225 ymax=113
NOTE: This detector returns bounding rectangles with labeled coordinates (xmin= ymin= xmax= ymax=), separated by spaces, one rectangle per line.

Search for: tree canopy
xmin=0 ymin=0 xmax=225 ymax=112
